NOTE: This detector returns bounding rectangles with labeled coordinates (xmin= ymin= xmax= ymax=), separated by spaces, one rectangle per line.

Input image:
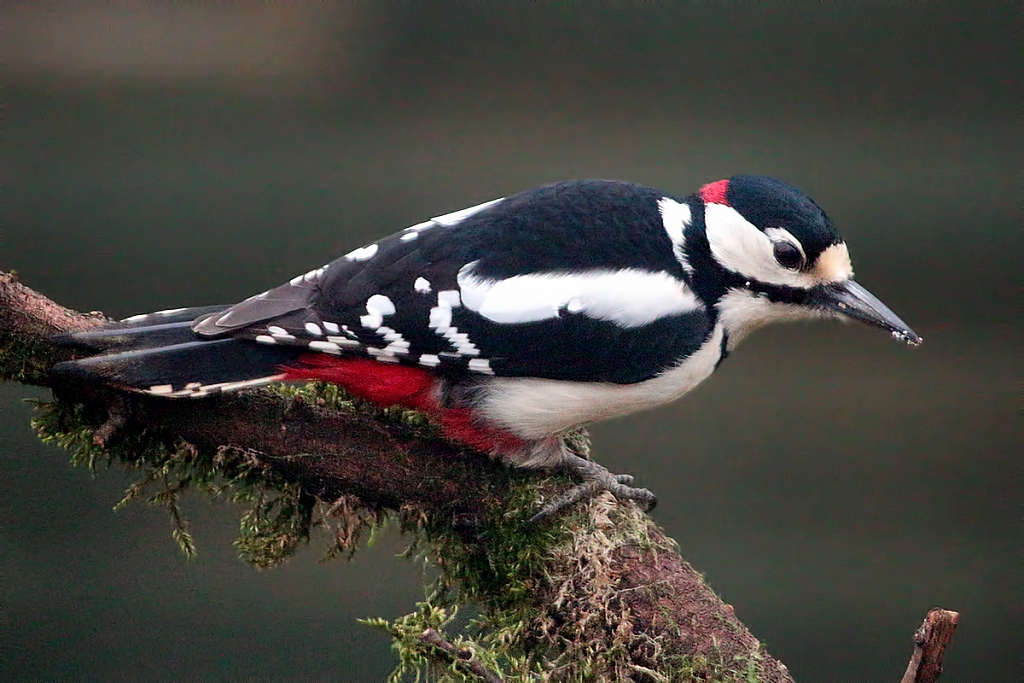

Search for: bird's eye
xmin=773 ymin=241 xmax=804 ymax=270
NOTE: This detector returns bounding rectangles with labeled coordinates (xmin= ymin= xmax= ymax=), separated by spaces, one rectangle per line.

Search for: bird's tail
xmin=52 ymin=305 xmax=303 ymax=397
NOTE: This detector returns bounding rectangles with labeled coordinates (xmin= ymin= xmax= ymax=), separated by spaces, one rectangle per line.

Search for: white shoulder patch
xmin=457 ymin=263 xmax=702 ymax=328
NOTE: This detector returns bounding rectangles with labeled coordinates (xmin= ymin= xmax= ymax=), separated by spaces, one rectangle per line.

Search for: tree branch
xmin=900 ymin=609 xmax=959 ymax=683
xmin=0 ymin=270 xmax=959 ymax=681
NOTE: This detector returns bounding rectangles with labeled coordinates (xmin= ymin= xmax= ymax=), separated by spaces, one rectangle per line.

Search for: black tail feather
xmin=118 ymin=305 xmax=231 ymax=326
xmin=53 ymin=305 xmax=232 ymax=353
xmin=52 ymin=338 xmax=304 ymax=397
xmin=54 ymin=321 xmax=203 ymax=353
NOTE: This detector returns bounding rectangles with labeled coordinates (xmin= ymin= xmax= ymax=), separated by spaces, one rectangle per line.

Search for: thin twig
xmin=93 ymin=394 xmax=129 ymax=446
xmin=899 ymin=608 xmax=960 ymax=683
xmin=418 ymin=628 xmax=504 ymax=683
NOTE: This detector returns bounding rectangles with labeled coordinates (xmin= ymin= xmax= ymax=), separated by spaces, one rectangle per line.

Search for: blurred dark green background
xmin=1 ymin=4 xmax=1018 ymax=681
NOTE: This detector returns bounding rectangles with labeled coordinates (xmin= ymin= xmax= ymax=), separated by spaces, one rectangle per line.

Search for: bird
xmin=53 ymin=175 xmax=921 ymax=518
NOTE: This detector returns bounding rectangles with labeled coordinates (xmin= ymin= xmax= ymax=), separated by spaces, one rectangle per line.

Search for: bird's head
xmin=686 ymin=174 xmax=921 ymax=347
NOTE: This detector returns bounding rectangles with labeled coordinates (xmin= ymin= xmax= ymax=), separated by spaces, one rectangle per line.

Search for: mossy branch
xmin=1 ymin=270 xmax=957 ymax=681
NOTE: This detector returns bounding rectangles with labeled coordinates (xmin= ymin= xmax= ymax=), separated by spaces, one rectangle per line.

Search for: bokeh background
xmin=1 ymin=4 xmax=1018 ymax=681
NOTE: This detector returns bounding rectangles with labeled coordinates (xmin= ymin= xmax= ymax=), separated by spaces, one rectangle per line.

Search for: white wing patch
xmin=400 ymin=221 xmax=434 ymax=241
xmin=431 ymin=197 xmax=504 ymax=226
xmin=375 ymin=325 xmax=411 ymax=356
xmin=267 ymin=325 xmax=294 ymax=340
xmin=456 ymin=263 xmax=702 ymax=327
xmin=345 ymin=244 xmax=379 ymax=261
xmin=401 ymin=197 xmax=505 ymax=239
xmin=440 ymin=327 xmax=480 ymax=357
xmin=437 ymin=290 xmax=461 ymax=307
xmin=308 ymin=340 xmax=343 ymax=354
xmin=367 ymin=294 xmax=396 ymax=315
xmin=290 ymin=267 xmax=326 ymax=285
xmin=428 ymin=289 xmax=480 ymax=357
xmin=468 ymin=358 xmax=494 ymax=375
xmin=360 ymin=295 xmax=396 ymax=330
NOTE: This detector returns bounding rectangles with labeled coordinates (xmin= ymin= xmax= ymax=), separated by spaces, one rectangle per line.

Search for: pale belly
xmin=477 ymin=324 xmax=725 ymax=440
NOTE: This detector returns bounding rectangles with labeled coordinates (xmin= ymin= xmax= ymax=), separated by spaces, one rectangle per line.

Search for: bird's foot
xmin=528 ymin=453 xmax=657 ymax=524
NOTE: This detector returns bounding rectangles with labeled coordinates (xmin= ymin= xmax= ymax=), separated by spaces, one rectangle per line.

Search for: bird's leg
xmin=528 ymin=452 xmax=657 ymax=524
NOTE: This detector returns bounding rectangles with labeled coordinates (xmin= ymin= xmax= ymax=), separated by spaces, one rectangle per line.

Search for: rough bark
xmin=900 ymin=609 xmax=959 ymax=683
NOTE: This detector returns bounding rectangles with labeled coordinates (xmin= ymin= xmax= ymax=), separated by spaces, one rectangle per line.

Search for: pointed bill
xmin=814 ymin=280 xmax=922 ymax=346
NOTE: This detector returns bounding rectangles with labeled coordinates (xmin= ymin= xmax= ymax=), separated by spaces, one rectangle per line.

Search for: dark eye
xmin=773 ymin=241 xmax=804 ymax=269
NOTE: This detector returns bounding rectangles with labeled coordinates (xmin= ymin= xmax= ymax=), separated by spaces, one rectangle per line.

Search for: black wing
xmin=193 ymin=180 xmax=713 ymax=384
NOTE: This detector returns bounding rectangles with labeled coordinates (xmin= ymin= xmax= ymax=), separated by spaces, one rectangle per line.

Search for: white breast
xmin=477 ymin=325 xmax=725 ymax=440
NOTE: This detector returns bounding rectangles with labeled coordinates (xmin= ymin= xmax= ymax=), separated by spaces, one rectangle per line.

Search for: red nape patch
xmin=699 ymin=179 xmax=730 ymax=205
xmin=282 ymin=356 xmax=437 ymax=411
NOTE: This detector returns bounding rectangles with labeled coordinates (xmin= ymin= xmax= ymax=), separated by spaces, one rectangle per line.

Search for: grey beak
xmin=815 ymin=280 xmax=922 ymax=346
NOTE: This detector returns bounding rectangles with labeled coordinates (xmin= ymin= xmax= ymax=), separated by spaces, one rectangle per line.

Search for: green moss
xmin=30 ymin=389 xmax=381 ymax=567
xmin=367 ymin=433 xmax=694 ymax=682
xmin=366 ymin=432 xmax=770 ymax=682
xmin=269 ymin=381 xmax=442 ymax=439
xmin=0 ymin=332 xmax=57 ymax=385
xmin=30 ymin=385 xmax=769 ymax=681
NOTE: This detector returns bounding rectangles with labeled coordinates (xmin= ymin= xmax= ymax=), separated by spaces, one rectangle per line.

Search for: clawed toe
xmin=528 ymin=453 xmax=657 ymax=524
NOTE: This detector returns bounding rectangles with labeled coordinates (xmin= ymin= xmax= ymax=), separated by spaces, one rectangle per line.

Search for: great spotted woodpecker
xmin=55 ymin=176 xmax=920 ymax=516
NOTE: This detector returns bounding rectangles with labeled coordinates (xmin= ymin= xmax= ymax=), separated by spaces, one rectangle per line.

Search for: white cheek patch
xmin=457 ymin=263 xmax=702 ymax=327
xmin=705 ymin=204 xmax=806 ymax=287
xmin=658 ymin=197 xmax=693 ymax=274
xmin=704 ymin=204 xmax=852 ymax=287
